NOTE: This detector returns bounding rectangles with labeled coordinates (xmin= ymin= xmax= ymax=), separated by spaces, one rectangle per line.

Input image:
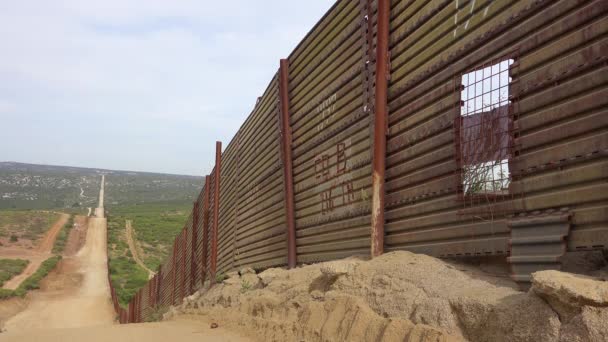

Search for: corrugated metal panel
xmin=206 ymin=170 xmax=216 ymax=279
xmin=121 ymin=0 xmax=608 ymax=322
xmin=234 ymin=76 xmax=288 ymax=270
xmin=508 ymin=209 xmax=571 ymax=286
xmin=193 ymin=183 xmax=207 ymax=288
xmin=217 ymin=136 xmax=239 ymax=274
xmin=289 ymin=0 xmax=375 ymax=264
xmin=385 ymin=0 xmax=608 ymax=256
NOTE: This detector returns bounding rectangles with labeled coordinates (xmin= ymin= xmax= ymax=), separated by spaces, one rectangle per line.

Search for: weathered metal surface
xmin=217 ymin=136 xmax=239 ymax=275
xmin=371 ymin=0 xmax=389 ymax=257
xmin=384 ymin=0 xmax=608 ymax=257
xmin=288 ymin=0 xmax=374 ymax=264
xmin=202 ymin=177 xmax=210 ymax=284
xmin=508 ymin=209 xmax=571 ymax=286
xmin=279 ymin=59 xmax=298 ymax=269
xmin=190 ymin=201 xmax=198 ymax=294
xmin=211 ymin=142 xmax=222 ymax=280
xmin=234 ymin=75 xmax=288 ymax=270
xmin=119 ymin=0 xmax=608 ymax=323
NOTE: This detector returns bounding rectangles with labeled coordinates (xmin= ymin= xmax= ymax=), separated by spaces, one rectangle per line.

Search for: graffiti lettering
xmin=316 ymin=93 xmax=338 ymax=132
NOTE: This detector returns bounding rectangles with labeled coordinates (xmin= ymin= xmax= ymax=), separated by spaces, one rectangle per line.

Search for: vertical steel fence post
xmin=279 ymin=59 xmax=297 ymax=269
xmin=370 ymin=0 xmax=390 ymax=258
xmin=156 ymin=265 xmax=162 ymax=307
xmin=171 ymin=239 xmax=177 ymax=305
xmin=128 ymin=300 xmax=133 ymax=323
xmin=211 ymin=142 xmax=221 ymax=281
xmin=202 ymin=176 xmax=210 ymax=284
xmin=181 ymin=228 xmax=186 ymax=300
xmin=135 ymin=291 xmax=140 ymax=323
xmin=190 ymin=200 xmax=198 ymax=294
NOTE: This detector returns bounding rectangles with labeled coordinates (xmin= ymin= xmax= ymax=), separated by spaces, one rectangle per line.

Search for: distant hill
xmin=0 ymin=162 xmax=204 ymax=210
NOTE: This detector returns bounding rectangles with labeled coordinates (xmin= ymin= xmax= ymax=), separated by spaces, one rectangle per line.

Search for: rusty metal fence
xmin=111 ymin=0 xmax=608 ymax=323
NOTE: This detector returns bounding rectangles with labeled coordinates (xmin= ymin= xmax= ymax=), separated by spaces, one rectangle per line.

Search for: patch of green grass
xmin=144 ymin=305 xmax=169 ymax=322
xmin=0 ymin=163 xmax=202 ymax=210
xmin=18 ymin=256 xmax=61 ymax=291
xmin=215 ymin=273 xmax=227 ymax=284
xmin=0 ymin=258 xmax=29 ymax=287
xmin=0 ymin=210 xmax=61 ymax=242
xmin=108 ymin=203 xmax=190 ymax=269
xmin=106 ymin=203 xmax=191 ymax=307
xmin=0 ymin=256 xmax=61 ymax=299
xmin=52 ymin=215 xmax=74 ymax=254
xmin=240 ymin=280 xmax=252 ymax=293
xmin=108 ymin=256 xmax=149 ymax=307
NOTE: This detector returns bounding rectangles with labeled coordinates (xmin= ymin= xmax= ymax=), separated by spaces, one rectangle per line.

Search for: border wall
xmin=110 ymin=0 xmax=608 ymax=323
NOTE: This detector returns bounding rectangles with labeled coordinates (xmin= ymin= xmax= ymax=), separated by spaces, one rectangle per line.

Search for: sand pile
xmin=166 ymin=251 xmax=608 ymax=342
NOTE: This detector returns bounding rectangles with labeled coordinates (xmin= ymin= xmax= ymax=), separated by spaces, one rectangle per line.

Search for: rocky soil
xmin=166 ymin=251 xmax=608 ymax=342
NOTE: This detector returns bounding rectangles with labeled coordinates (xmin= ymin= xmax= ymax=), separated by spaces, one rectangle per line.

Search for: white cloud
xmin=0 ymin=0 xmax=332 ymax=174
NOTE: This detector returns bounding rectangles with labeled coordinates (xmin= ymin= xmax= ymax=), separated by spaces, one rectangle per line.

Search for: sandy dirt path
xmin=0 ymin=316 xmax=250 ymax=341
xmin=2 ymin=213 xmax=70 ymax=290
xmin=37 ymin=213 xmax=70 ymax=253
xmin=125 ymin=220 xmax=155 ymax=279
xmin=3 ymin=217 xmax=115 ymax=331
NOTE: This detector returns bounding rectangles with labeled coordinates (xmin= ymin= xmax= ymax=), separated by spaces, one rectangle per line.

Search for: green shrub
xmin=52 ymin=215 xmax=74 ymax=254
xmin=9 ymin=235 xmax=18 ymax=242
xmin=0 ymin=256 xmax=61 ymax=299
xmin=144 ymin=305 xmax=169 ymax=322
xmin=0 ymin=258 xmax=29 ymax=286
xmin=108 ymin=255 xmax=148 ymax=307
xmin=240 ymin=280 xmax=252 ymax=293
xmin=0 ymin=288 xmax=17 ymax=299
xmin=105 ymin=203 xmax=190 ymax=307
xmin=18 ymin=255 xmax=61 ymax=292
xmin=215 ymin=273 xmax=227 ymax=284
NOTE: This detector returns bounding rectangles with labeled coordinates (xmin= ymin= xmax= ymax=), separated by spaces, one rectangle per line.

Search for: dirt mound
xmin=167 ymin=251 xmax=608 ymax=342
xmin=532 ymin=270 xmax=608 ymax=341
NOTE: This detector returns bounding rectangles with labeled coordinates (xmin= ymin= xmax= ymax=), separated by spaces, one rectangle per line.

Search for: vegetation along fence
xmin=112 ymin=0 xmax=608 ymax=323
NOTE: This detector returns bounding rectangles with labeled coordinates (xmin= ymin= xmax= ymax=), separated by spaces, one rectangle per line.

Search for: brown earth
xmin=0 ymin=213 xmax=251 ymax=341
xmin=0 ymin=315 xmax=250 ymax=342
xmin=170 ymin=251 xmax=608 ymax=342
xmin=125 ymin=219 xmax=155 ymax=279
xmin=63 ymin=215 xmax=89 ymax=256
xmin=36 ymin=213 xmax=69 ymax=253
xmin=1 ymin=213 xmax=70 ymax=290
xmin=2 ymin=217 xmax=115 ymax=331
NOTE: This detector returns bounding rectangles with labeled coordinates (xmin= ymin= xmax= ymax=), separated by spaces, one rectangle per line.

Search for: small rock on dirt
xmin=532 ymin=270 xmax=608 ymax=308
xmin=319 ymin=260 xmax=359 ymax=277
xmin=239 ymin=267 xmax=255 ymax=276
xmin=258 ymin=268 xmax=285 ymax=286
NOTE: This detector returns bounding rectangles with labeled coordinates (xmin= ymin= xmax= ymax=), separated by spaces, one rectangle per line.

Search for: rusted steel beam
xmin=211 ymin=142 xmax=222 ymax=280
xmin=171 ymin=239 xmax=177 ymax=305
xmin=279 ymin=59 xmax=298 ymax=269
xmin=128 ymin=300 xmax=134 ymax=323
xmin=148 ymin=274 xmax=154 ymax=305
xmin=190 ymin=201 xmax=198 ymax=294
xmin=370 ymin=0 xmax=390 ymax=258
xmin=181 ymin=228 xmax=186 ymax=300
xmin=155 ymin=265 xmax=162 ymax=307
xmin=135 ymin=291 xmax=140 ymax=323
xmin=202 ymin=177 xmax=210 ymax=284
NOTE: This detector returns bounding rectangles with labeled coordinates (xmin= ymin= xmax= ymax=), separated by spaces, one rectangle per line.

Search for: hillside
xmin=0 ymin=162 xmax=203 ymax=210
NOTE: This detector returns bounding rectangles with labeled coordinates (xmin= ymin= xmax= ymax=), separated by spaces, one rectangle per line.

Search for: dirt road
xmin=3 ymin=217 xmax=115 ymax=331
xmin=0 ymin=315 xmax=250 ymax=341
xmin=2 ymin=213 xmax=70 ymax=290
xmin=2 ymin=216 xmax=250 ymax=340
xmin=125 ymin=220 xmax=155 ymax=279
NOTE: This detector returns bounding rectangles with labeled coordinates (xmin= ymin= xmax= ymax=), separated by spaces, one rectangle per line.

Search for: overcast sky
xmin=0 ymin=1 xmax=333 ymax=176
